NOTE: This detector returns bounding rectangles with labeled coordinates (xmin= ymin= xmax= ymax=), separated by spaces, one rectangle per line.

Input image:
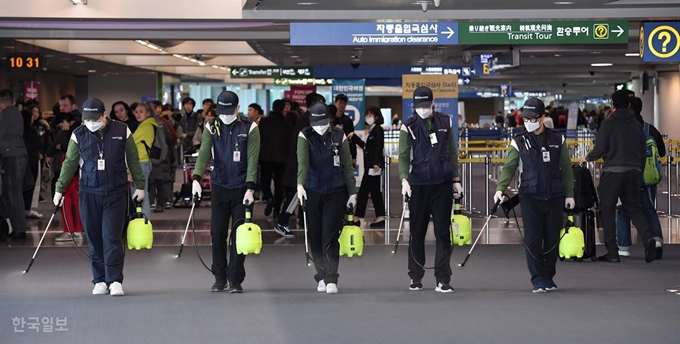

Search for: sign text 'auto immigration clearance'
xmin=290 ymin=22 xmax=458 ymax=46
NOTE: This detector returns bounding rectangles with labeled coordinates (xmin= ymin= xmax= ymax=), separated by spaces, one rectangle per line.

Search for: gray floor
xmin=1 ymin=245 xmax=679 ymax=344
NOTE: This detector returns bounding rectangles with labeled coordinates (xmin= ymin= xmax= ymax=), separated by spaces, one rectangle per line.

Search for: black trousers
xmin=2 ymin=155 xmax=27 ymax=234
xmin=306 ymin=189 xmax=345 ymax=284
xmin=210 ymin=184 xmax=246 ymax=284
xmin=277 ymin=186 xmax=296 ymax=226
xmin=599 ymin=170 xmax=651 ymax=256
xmin=261 ymin=162 xmax=286 ymax=214
xmin=355 ymin=173 xmax=385 ymax=218
xmin=520 ymin=196 xmax=563 ymax=285
xmin=408 ymin=180 xmax=453 ymax=284
xmin=80 ymin=190 xmax=127 ymax=284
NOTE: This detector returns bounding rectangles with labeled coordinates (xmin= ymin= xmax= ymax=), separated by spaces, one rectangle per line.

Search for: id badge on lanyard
xmin=98 ymin=152 xmax=105 ymax=170
xmin=332 ymin=145 xmax=340 ymax=167
xmin=233 ymin=140 xmax=241 ymax=162
xmin=542 ymin=147 xmax=551 ymax=163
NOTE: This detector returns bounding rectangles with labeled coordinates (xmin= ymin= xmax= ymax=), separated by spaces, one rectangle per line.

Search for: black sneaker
xmin=274 ymin=224 xmax=296 ymax=238
xmin=264 ymin=199 xmax=274 ymax=216
xmin=656 ymin=244 xmax=663 ymax=260
xmin=435 ymin=282 xmax=454 ymax=293
xmin=228 ymin=282 xmax=244 ymax=293
xmin=409 ymin=279 xmax=423 ymax=291
xmin=369 ymin=220 xmax=385 ymax=228
xmin=644 ymin=237 xmax=656 ymax=263
xmin=211 ymin=278 xmax=227 ymax=292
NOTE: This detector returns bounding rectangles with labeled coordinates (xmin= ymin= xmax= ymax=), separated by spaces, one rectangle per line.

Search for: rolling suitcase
xmin=564 ymin=210 xmax=598 ymax=262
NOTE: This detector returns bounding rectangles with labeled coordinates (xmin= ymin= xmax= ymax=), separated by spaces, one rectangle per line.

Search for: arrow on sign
xmin=463 ymin=78 xmax=471 ymax=85
xmin=613 ymin=25 xmax=625 ymax=37
xmin=441 ymin=27 xmax=455 ymax=39
xmin=232 ymin=70 xmax=238 ymax=76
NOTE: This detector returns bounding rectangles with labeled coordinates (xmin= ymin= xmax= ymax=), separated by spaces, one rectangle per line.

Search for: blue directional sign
xmin=640 ymin=22 xmax=680 ymax=62
xmin=290 ymin=22 xmax=459 ymax=46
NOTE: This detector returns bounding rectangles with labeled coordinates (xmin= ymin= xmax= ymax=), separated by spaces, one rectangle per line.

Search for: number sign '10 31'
xmin=7 ymin=55 xmax=42 ymax=70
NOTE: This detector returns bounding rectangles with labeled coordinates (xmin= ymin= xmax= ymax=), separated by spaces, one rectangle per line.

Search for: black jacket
xmin=333 ymin=114 xmax=357 ymax=159
xmin=586 ymin=107 xmax=646 ymax=172
xmin=283 ymin=112 xmax=310 ymax=187
xmin=258 ymin=112 xmax=292 ymax=164
xmin=355 ymin=125 xmax=385 ymax=169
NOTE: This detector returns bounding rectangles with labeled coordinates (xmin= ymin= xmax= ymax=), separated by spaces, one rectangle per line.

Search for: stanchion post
xmin=668 ymin=156 xmax=672 ymax=217
xmin=384 ymin=156 xmax=391 ymax=245
xmin=485 ymin=155 xmax=490 ymax=244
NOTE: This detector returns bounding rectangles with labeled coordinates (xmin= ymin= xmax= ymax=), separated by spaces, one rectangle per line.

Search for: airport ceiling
xmin=2 ymin=0 xmax=680 ymax=96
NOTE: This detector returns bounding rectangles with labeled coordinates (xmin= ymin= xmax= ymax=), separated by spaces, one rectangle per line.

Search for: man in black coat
xmin=332 ymin=94 xmax=357 ymax=166
xmin=259 ymin=99 xmax=293 ymax=219
xmin=0 ymin=89 xmax=28 ymax=240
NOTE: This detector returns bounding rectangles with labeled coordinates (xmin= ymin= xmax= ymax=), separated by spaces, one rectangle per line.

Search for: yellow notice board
xmin=401 ymin=74 xmax=459 ymax=99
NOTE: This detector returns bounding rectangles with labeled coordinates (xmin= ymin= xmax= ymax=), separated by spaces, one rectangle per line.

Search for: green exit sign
xmin=459 ymin=21 xmax=628 ymax=45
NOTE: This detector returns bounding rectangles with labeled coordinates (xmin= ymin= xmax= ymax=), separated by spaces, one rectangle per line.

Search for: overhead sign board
xmin=402 ymin=74 xmax=459 ymax=139
xmin=230 ymin=66 xmax=313 ymax=79
xmin=459 ymin=21 xmax=628 ymax=44
xmin=274 ymin=78 xmax=332 ymax=86
xmin=290 ymin=22 xmax=458 ymax=46
xmin=640 ymin=22 xmax=680 ymax=62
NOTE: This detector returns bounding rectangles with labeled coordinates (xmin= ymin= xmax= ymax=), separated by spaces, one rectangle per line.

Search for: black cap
xmin=54 ymin=112 xmax=74 ymax=124
xmin=521 ymin=97 xmax=545 ymax=118
xmin=413 ymin=86 xmax=433 ymax=108
xmin=216 ymin=91 xmax=239 ymax=115
xmin=82 ymin=98 xmax=105 ymax=120
xmin=611 ymin=90 xmax=631 ymax=109
xmin=309 ymin=103 xmax=330 ymax=125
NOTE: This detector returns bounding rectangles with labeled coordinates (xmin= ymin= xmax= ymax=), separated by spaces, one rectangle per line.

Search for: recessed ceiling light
xmin=591 ymin=63 xmax=613 ymax=67
xmin=88 ymin=69 xmax=96 ymax=73
xmin=76 ymin=60 xmax=86 ymax=63
xmin=290 ymin=55 xmax=300 ymax=58
xmin=554 ymin=54 xmax=562 ymax=57
xmin=297 ymin=2 xmax=319 ymax=5
xmin=554 ymin=1 xmax=576 ymax=4
xmin=625 ymin=52 xmax=640 ymax=57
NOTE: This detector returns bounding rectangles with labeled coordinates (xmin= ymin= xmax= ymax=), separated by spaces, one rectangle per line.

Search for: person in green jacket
xmin=494 ymin=97 xmax=574 ymax=293
xmin=132 ymin=102 xmax=158 ymax=217
xmin=192 ymin=91 xmax=260 ymax=293
xmin=53 ymin=98 xmax=145 ymax=296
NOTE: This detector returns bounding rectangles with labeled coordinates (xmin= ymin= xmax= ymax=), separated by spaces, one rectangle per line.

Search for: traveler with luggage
xmin=495 ymin=97 xmax=574 ymax=293
xmin=578 ymin=90 xmax=657 ymax=263
xmin=297 ymin=102 xmax=356 ymax=294
xmin=398 ymin=86 xmax=462 ymax=293
xmin=615 ymin=97 xmax=665 ymax=259
xmin=192 ymin=91 xmax=260 ymax=293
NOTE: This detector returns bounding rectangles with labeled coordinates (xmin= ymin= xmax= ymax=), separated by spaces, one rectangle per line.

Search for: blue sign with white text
xmin=291 ymin=22 xmax=459 ymax=46
xmin=332 ymin=79 xmax=366 ymax=131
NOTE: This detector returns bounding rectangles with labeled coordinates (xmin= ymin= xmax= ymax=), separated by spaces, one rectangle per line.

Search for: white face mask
xmin=85 ymin=121 xmax=104 ymax=132
xmin=525 ymin=120 xmax=541 ymax=133
xmin=219 ymin=115 xmax=236 ymax=125
xmin=313 ymin=124 xmax=330 ymax=135
xmin=415 ymin=108 xmax=432 ymax=119
xmin=365 ymin=117 xmax=375 ymax=126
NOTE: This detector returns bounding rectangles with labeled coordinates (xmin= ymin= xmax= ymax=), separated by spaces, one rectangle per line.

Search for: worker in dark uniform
xmin=398 ymin=87 xmax=462 ymax=294
xmin=495 ymin=98 xmax=574 ymax=293
xmin=297 ymin=103 xmax=356 ymax=294
xmin=333 ymin=94 xmax=358 ymax=166
xmin=54 ymin=98 xmax=146 ymax=297
xmin=192 ymin=91 xmax=260 ymax=293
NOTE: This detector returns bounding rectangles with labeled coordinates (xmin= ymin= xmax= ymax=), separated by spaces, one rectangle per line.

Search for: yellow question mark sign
xmin=648 ymin=25 xmax=680 ymax=59
xmin=659 ymin=32 xmax=672 ymax=52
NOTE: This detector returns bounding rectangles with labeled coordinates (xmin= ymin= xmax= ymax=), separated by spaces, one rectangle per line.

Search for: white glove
xmin=346 ymin=194 xmax=357 ymax=209
xmin=401 ymin=179 xmax=412 ymax=198
xmin=53 ymin=192 xmax=64 ymax=207
xmin=297 ymin=184 xmax=307 ymax=204
xmin=192 ymin=180 xmax=202 ymax=200
xmin=493 ymin=191 xmax=505 ymax=204
xmin=133 ymin=189 xmax=145 ymax=202
xmin=453 ymin=182 xmax=463 ymax=199
xmin=565 ymin=198 xmax=575 ymax=210
xmin=243 ymin=189 xmax=254 ymax=205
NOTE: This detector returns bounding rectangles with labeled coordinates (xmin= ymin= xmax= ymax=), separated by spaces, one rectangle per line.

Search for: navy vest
xmin=302 ymin=127 xmax=346 ymax=194
xmin=516 ymin=128 xmax=565 ymax=199
xmin=74 ymin=120 xmax=129 ymax=195
xmin=210 ymin=119 xmax=251 ymax=189
xmin=404 ymin=112 xmax=455 ymax=186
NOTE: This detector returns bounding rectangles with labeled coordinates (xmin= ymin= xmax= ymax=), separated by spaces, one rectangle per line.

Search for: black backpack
xmin=572 ymin=164 xmax=598 ymax=210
